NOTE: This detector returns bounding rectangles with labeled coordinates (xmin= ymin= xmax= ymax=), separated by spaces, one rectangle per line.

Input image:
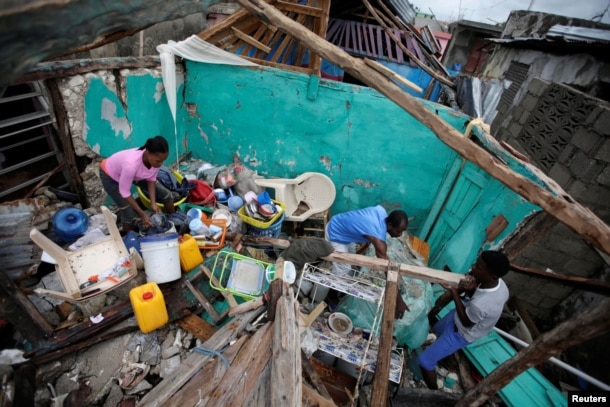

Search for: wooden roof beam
xmin=231 ymin=27 xmax=272 ymax=54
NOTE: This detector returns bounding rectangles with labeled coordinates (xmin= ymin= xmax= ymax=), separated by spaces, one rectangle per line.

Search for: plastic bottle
xmin=52 ymin=207 xmax=89 ymax=242
xmin=179 ymin=234 xmax=203 ymax=272
xmin=189 ymin=218 xmax=210 ymax=236
xmin=129 ymin=282 xmax=169 ymax=333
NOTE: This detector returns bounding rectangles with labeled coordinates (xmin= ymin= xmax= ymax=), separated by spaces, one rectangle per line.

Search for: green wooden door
xmin=425 ymin=162 xmax=489 ymax=266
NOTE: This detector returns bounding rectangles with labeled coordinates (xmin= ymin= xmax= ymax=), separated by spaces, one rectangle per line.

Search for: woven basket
xmin=246 ymin=213 xmax=284 ymax=238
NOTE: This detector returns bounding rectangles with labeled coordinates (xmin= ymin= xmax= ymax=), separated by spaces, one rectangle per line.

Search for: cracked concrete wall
xmin=499 ymin=78 xmax=610 ymax=320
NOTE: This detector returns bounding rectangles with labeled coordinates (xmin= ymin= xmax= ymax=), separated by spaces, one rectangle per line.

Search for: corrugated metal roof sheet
xmin=0 ymin=197 xmax=71 ymax=280
xmin=547 ymin=25 xmax=610 ymax=43
xmin=488 ymin=25 xmax=610 ymax=46
xmin=387 ymin=0 xmax=416 ymax=25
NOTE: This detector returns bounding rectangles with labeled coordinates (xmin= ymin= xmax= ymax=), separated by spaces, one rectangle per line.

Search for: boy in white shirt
xmin=418 ymin=250 xmax=510 ymax=389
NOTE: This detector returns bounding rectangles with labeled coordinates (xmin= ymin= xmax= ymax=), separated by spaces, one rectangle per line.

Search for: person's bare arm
xmin=440 ymin=277 xmax=478 ymax=327
xmin=365 ymin=235 xmax=388 ymax=259
xmin=364 ymin=234 xmax=408 ymax=318
xmin=147 ymin=181 xmax=161 ymax=214
xmin=125 ymin=196 xmax=153 ymax=227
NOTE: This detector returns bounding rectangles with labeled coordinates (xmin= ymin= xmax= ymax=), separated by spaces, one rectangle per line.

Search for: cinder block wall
xmin=495 ymin=78 xmax=610 ymax=320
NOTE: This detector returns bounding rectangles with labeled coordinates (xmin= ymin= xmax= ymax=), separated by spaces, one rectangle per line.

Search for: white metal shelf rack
xmin=299 ymin=263 xmax=404 ymax=384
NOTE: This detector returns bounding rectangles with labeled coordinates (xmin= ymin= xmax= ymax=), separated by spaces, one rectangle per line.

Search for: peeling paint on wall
xmin=101 ymin=98 xmax=132 ymax=138
xmin=352 ymin=179 xmax=380 ymax=188
xmin=197 ymin=125 xmax=209 ymax=143
xmin=319 ymin=155 xmax=331 ymax=171
xmin=78 ymin=68 xmax=181 ymax=162
xmin=154 ymin=81 xmax=164 ymax=103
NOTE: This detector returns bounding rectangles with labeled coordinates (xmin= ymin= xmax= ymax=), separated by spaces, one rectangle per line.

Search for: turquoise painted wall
xmin=84 ymin=73 xmax=182 ymax=165
xmin=182 ymin=62 xmax=471 ymax=234
xmin=80 ymin=62 xmax=543 ymax=273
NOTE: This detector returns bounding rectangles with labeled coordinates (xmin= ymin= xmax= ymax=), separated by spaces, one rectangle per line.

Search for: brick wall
xmin=497 ymin=79 xmax=610 ymax=320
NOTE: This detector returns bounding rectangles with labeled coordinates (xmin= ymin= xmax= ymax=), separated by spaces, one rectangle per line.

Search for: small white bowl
xmin=328 ymin=312 xmax=353 ymax=336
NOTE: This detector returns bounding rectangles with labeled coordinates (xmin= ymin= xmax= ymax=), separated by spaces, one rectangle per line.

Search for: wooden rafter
xmin=198 ymin=0 xmax=330 ymax=76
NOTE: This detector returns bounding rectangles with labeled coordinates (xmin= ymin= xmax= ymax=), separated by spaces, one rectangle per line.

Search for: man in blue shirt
xmin=326 ymin=205 xmax=409 ymax=318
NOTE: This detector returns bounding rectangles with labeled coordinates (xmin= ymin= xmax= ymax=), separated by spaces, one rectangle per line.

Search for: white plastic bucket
xmin=140 ymin=232 xmax=181 ymax=283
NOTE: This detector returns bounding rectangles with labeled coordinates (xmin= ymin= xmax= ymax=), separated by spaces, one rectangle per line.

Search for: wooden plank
xmin=267 ymin=278 xmax=284 ymax=321
xmin=323 ymin=252 xmax=463 ymax=286
xmin=15 ymin=56 xmax=161 ymax=84
xmin=301 ymin=350 xmax=334 ymax=402
xmin=0 ymin=269 xmax=54 ymax=345
xmin=28 ymin=325 xmax=139 ymax=366
xmin=302 ymin=382 xmax=337 ymax=407
xmin=276 ymin=0 xmax=323 ymax=17
xmin=228 ymin=295 xmax=265 ymax=316
xmin=455 ymin=351 xmax=478 ymax=391
xmin=361 ymin=0 xmax=453 ymax=87
xmin=175 ymin=313 xmax=217 ymax=343
xmin=364 ymin=57 xmax=423 ymax=93
xmin=137 ymin=308 xmax=264 ymax=406
xmin=408 ymin=235 xmax=430 ymax=264
xmin=184 ymin=279 xmax=222 ymax=322
xmin=231 ymin=26 xmax=272 ymax=54
xmin=271 ymin=296 xmax=301 ymax=407
xmin=197 ymin=8 xmax=251 ymax=40
xmin=510 ymin=263 xmax=610 ymax=296
xmin=271 ymin=11 xmax=308 ymax=64
xmin=300 ymin=300 xmax=326 ymax=331
xmin=46 ymin=79 xmax=89 ymax=207
xmin=457 ymin=298 xmax=610 ymax=407
xmin=234 ymin=0 xmax=610 ymax=256
xmin=205 ymin=321 xmax=273 ymax=406
xmin=375 ymin=0 xmax=451 ymax=75
xmin=239 ymin=55 xmax=312 ymax=73
xmin=165 ymin=334 xmax=248 ymax=406
xmin=200 ymin=265 xmax=238 ymax=308
xmin=24 ymin=162 xmax=65 ymax=198
xmin=370 ymin=263 xmax=399 ymax=406
xmin=308 ymin=0 xmax=329 ymax=75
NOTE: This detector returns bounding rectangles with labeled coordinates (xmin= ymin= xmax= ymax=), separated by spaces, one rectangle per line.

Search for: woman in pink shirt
xmin=99 ymin=136 xmax=175 ymax=232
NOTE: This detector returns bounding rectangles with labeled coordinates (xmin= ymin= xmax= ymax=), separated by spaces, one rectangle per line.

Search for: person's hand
xmin=439 ymin=281 xmax=457 ymax=292
xmin=458 ymin=275 xmax=477 ymax=292
xmin=151 ymin=203 xmax=162 ymax=215
xmin=395 ymin=293 xmax=408 ymax=319
xmin=141 ymin=214 xmax=153 ymax=228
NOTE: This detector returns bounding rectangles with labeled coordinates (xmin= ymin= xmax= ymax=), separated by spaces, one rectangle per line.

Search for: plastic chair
xmin=254 ymin=172 xmax=336 ymax=221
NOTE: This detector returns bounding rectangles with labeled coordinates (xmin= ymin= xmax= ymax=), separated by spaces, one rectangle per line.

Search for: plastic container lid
xmin=189 ymin=218 xmax=203 ymax=230
xmin=187 ymin=208 xmax=202 ymax=221
xmin=143 ymin=291 xmax=153 ymax=300
xmin=52 ymin=207 xmax=89 ymax=241
xmin=140 ymin=232 xmax=179 ymax=243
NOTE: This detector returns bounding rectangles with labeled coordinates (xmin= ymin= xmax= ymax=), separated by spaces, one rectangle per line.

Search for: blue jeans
xmin=418 ymin=309 xmax=470 ymax=371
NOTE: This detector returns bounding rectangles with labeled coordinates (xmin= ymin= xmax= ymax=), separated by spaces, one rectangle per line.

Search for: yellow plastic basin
xmin=137 ymin=171 xmax=187 ymax=210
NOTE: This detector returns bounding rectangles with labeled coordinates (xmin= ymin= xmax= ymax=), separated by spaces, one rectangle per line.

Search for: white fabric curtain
xmin=156 ymin=35 xmax=259 ymax=166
